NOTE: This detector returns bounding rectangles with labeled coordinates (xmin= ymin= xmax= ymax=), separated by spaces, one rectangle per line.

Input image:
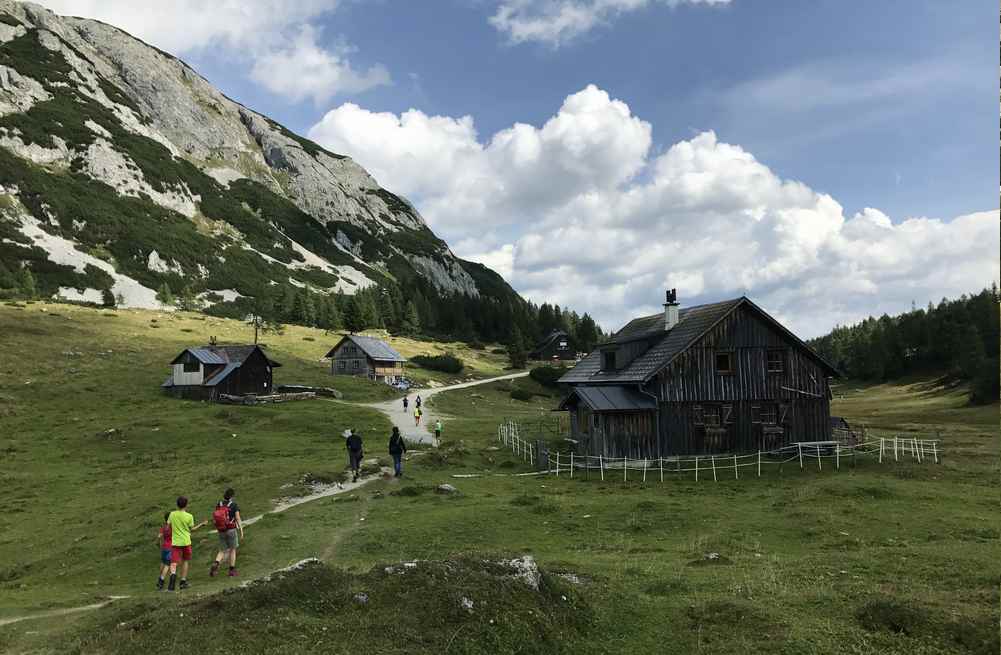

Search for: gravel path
xmin=363 ymin=371 xmax=529 ymax=445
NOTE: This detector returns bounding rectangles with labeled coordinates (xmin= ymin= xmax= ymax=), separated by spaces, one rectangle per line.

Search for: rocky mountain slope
xmin=0 ymin=1 xmax=502 ymax=312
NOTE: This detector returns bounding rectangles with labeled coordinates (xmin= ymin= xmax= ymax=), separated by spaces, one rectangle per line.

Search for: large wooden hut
xmin=162 ymin=345 xmax=281 ymax=400
xmin=325 ymin=335 xmax=407 ymax=383
xmin=558 ymin=290 xmax=838 ymax=458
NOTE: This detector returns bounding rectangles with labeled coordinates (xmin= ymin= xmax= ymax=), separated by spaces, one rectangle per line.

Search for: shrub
xmin=490 ymin=348 xmax=507 ymax=355
xmin=510 ymin=388 xmax=533 ymax=402
xmin=411 ymin=353 xmax=464 ymax=374
xmin=469 ymin=340 xmax=486 ymax=350
xmin=529 ymin=365 xmax=567 ymax=388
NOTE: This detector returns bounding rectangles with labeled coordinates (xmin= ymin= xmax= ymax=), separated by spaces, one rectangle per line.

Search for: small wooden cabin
xmin=529 ymin=330 xmax=577 ymax=361
xmin=162 ymin=345 xmax=281 ymax=401
xmin=325 ymin=335 xmax=407 ymax=383
xmin=558 ymin=291 xmax=838 ymax=458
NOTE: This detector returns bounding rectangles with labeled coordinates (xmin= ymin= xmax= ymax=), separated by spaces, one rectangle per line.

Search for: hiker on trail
xmin=402 ymin=396 xmax=409 ymax=412
xmin=415 ymin=395 xmax=422 ymax=409
xmin=434 ymin=419 xmax=443 ymax=445
xmin=210 ymin=488 xmax=244 ymax=578
xmin=166 ymin=496 xmax=207 ymax=591
xmin=346 ymin=429 xmax=364 ymax=482
xmin=388 ymin=426 xmax=407 ymax=477
xmin=155 ymin=512 xmax=172 ymax=590
xmin=414 ymin=405 xmax=422 ymax=427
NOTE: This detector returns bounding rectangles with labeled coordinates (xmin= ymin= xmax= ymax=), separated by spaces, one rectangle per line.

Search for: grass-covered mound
xmin=62 ymin=558 xmax=592 ymax=655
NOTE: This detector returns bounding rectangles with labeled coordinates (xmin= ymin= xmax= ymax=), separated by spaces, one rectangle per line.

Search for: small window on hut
xmin=761 ymin=404 xmax=778 ymax=425
xmin=703 ymin=405 xmax=721 ymax=427
xmin=183 ymin=361 xmax=199 ymax=373
xmin=601 ymin=350 xmax=616 ymax=371
xmin=338 ymin=361 xmax=345 ymax=371
xmin=352 ymin=360 xmax=359 ymax=370
xmin=715 ymin=351 xmax=734 ymax=375
xmin=767 ymin=349 xmax=784 ymax=373
xmin=693 ymin=405 xmax=704 ymax=425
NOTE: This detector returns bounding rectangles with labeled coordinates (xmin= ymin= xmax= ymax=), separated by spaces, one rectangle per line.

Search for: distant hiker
xmin=434 ymin=419 xmax=443 ymax=444
xmin=415 ymin=395 xmax=422 ymax=409
xmin=414 ymin=405 xmax=422 ymax=427
xmin=210 ymin=488 xmax=244 ymax=578
xmin=346 ymin=429 xmax=364 ymax=482
xmin=402 ymin=396 xmax=409 ymax=412
xmin=166 ymin=496 xmax=207 ymax=591
xmin=388 ymin=426 xmax=407 ymax=477
xmin=155 ymin=512 xmax=172 ymax=590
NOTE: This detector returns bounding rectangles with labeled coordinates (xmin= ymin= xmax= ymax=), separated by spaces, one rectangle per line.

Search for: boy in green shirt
xmin=166 ymin=496 xmax=206 ymax=591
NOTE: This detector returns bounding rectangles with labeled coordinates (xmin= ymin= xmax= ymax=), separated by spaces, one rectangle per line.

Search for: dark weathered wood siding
xmin=215 ymin=348 xmax=274 ymax=396
xmin=565 ymin=304 xmax=832 ymax=457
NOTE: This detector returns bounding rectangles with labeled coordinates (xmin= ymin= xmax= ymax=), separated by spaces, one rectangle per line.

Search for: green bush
xmin=529 ymin=365 xmax=567 ymax=388
xmin=510 ymin=388 xmax=533 ymax=402
xmin=411 ymin=353 xmax=464 ymax=374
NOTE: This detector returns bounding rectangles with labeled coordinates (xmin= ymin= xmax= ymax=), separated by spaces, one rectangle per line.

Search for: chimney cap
xmin=664 ymin=288 xmax=678 ymax=305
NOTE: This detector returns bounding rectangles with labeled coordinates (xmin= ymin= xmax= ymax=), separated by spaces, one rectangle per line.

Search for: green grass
xmin=0 ymin=303 xmax=996 ymax=654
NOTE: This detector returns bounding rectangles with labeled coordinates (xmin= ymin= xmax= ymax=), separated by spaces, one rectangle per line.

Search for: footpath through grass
xmin=0 ymin=302 xmax=997 ymax=654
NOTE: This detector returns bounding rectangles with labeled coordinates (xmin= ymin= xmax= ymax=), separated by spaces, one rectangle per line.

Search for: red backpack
xmin=212 ymin=502 xmax=234 ymax=532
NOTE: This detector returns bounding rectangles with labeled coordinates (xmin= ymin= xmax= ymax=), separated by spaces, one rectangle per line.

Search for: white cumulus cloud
xmin=34 ymin=1 xmax=389 ymax=101
xmin=490 ymin=0 xmax=732 ymax=47
xmin=307 ymin=85 xmax=999 ymax=337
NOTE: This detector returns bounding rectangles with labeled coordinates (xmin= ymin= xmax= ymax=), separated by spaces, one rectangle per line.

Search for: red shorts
xmin=171 ymin=545 xmax=192 ymax=563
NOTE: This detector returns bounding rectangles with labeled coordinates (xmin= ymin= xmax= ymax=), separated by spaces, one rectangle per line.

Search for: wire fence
xmin=496 ymin=420 xmax=940 ymax=482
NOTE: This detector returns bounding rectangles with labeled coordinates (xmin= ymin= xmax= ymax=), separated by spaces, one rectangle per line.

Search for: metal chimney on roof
xmin=664 ymin=288 xmax=679 ymax=330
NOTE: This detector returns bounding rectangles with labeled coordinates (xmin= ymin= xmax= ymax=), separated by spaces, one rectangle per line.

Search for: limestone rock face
xmin=0 ymin=0 xmax=486 ymax=307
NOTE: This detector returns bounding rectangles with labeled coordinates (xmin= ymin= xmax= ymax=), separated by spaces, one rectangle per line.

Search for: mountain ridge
xmin=0 ymin=0 xmax=500 ymax=319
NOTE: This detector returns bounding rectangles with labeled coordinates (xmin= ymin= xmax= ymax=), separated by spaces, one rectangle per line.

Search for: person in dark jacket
xmin=346 ymin=429 xmax=364 ymax=482
xmin=388 ymin=426 xmax=407 ymax=477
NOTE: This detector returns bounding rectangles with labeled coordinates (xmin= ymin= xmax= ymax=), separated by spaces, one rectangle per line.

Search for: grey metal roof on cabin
xmin=558 ymin=298 xmax=744 ymax=384
xmin=326 ymin=335 xmax=407 ymax=362
xmin=172 ymin=345 xmax=281 ymax=367
xmin=558 ymin=385 xmax=656 ymax=412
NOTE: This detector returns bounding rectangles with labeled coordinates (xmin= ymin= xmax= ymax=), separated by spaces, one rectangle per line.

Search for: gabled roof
xmin=167 ymin=345 xmax=281 ymax=388
xmin=531 ymin=329 xmax=569 ymax=352
xmin=324 ymin=335 xmax=406 ymax=362
xmin=170 ymin=345 xmax=282 ymax=367
xmin=557 ymin=386 xmax=656 ymax=412
xmin=559 ymin=297 xmax=837 ymax=385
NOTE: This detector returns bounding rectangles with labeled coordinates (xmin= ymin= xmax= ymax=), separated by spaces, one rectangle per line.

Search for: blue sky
xmin=39 ymin=0 xmax=1001 ymax=335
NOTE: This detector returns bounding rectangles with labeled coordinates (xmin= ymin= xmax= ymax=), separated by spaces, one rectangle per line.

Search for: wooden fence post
xmin=797 ymin=443 xmax=803 ymax=469
xmin=555 ymin=452 xmax=560 ymax=477
xmin=879 ymin=437 xmax=883 ymax=463
xmin=932 ymin=441 xmax=938 ymax=464
xmin=757 ymin=450 xmax=761 ymax=477
xmin=733 ymin=454 xmax=738 ymax=480
xmin=624 ymin=458 xmax=628 ymax=483
xmin=816 ymin=444 xmax=822 ymax=471
xmin=914 ymin=438 xmax=921 ymax=463
xmin=659 ymin=457 xmax=664 ymax=483
xmin=570 ymin=452 xmax=574 ymax=478
xmin=835 ymin=443 xmax=840 ymax=470
xmin=711 ymin=455 xmax=717 ymax=482
xmin=695 ymin=456 xmax=699 ymax=482
xmin=893 ymin=436 xmax=898 ymax=462
xmin=643 ymin=459 xmax=648 ymax=483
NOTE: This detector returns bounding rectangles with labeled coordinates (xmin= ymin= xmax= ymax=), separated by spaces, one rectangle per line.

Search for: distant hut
xmin=325 ymin=335 xmax=407 ymax=384
xmin=162 ymin=345 xmax=281 ymax=400
xmin=529 ymin=329 xmax=577 ymax=362
xmin=558 ymin=290 xmax=839 ymax=458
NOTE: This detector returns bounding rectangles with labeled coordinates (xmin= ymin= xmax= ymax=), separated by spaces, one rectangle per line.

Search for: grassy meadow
xmin=0 ymin=302 xmax=997 ymax=654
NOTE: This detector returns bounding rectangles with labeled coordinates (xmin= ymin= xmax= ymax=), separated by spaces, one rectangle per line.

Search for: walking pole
xmin=711 ymin=455 xmax=717 ymax=482
xmin=757 ymin=450 xmax=761 ymax=477
xmin=599 ymin=455 xmax=604 ymax=481
xmin=734 ymin=454 xmax=738 ymax=479
xmin=797 ymin=443 xmax=803 ymax=469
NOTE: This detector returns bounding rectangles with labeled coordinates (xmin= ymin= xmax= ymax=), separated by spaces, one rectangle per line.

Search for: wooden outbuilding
xmin=529 ymin=329 xmax=577 ymax=361
xmin=558 ymin=290 xmax=838 ymax=458
xmin=162 ymin=345 xmax=281 ymax=401
xmin=325 ymin=335 xmax=407 ymax=383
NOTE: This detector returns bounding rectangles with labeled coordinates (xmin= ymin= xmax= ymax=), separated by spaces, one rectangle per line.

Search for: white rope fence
xmin=497 ymin=420 xmax=940 ymax=482
xmin=497 ymin=420 xmax=536 ymax=465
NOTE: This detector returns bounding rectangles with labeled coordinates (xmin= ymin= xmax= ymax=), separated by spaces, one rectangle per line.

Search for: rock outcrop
xmin=0 ymin=1 xmax=484 ymax=307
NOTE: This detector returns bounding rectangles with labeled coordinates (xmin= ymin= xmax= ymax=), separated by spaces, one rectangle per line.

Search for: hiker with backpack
xmin=388 ymin=426 xmax=407 ymax=477
xmin=434 ymin=418 xmax=443 ymax=445
xmin=415 ymin=395 xmax=422 ymax=409
xmin=402 ymin=396 xmax=409 ymax=413
xmin=210 ymin=488 xmax=243 ymax=578
xmin=346 ymin=429 xmax=364 ymax=482
xmin=414 ymin=405 xmax=422 ymax=427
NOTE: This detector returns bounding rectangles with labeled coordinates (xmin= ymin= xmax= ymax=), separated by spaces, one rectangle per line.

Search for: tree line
xmin=808 ymin=285 xmax=999 ymax=404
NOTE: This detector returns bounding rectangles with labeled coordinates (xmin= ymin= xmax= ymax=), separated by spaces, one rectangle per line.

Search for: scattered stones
xmin=435 ymin=483 xmax=459 ymax=495
xmin=495 ymin=555 xmax=541 ymax=590
xmin=704 ymin=552 xmax=720 ymax=561
xmin=459 ymin=597 xmax=474 ymax=611
xmin=352 ymin=593 xmax=369 ymax=605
